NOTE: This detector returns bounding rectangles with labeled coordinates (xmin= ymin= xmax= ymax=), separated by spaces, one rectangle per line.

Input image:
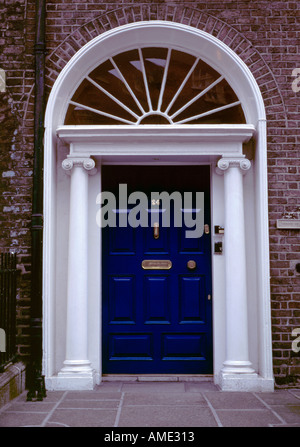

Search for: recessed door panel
xmin=144 ymin=275 xmax=171 ymax=324
xmin=179 ymin=210 xmax=206 ymax=253
xmin=109 ymin=334 xmax=153 ymax=360
xmin=179 ymin=276 xmax=206 ymax=324
xmin=162 ymin=334 xmax=207 ymax=360
xmin=108 ymin=276 xmax=135 ymax=324
xmin=143 ymin=224 xmax=170 ymax=254
xmin=179 ymin=229 xmax=205 ymax=254
xmin=109 ymin=213 xmax=136 ymax=255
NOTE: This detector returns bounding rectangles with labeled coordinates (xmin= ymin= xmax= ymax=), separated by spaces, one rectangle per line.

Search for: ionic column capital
xmin=216 ymin=157 xmax=251 ymax=175
xmin=62 ymin=157 xmax=97 ymax=175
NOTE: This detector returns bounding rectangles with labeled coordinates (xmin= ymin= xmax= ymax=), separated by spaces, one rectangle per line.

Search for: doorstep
xmin=102 ymin=374 xmax=215 ymax=382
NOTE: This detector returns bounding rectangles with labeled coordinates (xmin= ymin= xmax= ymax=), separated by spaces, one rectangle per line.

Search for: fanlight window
xmin=65 ymin=47 xmax=246 ymax=125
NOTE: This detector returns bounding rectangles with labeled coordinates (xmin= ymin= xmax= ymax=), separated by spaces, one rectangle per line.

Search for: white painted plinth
xmin=46 ymin=370 xmax=97 ymax=391
xmin=219 ymin=372 xmax=274 ymax=392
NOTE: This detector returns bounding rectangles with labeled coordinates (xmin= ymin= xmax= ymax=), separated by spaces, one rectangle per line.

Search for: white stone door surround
xmin=43 ymin=22 xmax=274 ymax=392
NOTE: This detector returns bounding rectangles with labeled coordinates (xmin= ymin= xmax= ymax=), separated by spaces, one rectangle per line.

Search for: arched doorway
xmin=43 ymin=21 xmax=274 ymax=391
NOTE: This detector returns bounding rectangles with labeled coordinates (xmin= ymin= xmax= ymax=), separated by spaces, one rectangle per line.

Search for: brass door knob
xmin=187 ymin=260 xmax=196 ymax=270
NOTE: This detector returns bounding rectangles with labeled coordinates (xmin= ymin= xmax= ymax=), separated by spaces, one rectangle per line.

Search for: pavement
xmin=0 ymin=379 xmax=300 ymax=428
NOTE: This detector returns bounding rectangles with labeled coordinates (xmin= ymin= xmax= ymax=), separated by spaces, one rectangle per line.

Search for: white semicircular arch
xmin=45 ymin=21 xmax=266 ymax=131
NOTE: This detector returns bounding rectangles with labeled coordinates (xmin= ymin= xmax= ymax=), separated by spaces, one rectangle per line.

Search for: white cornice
xmin=57 ymin=124 xmax=255 ymax=157
xmin=57 ymin=124 xmax=255 ymax=140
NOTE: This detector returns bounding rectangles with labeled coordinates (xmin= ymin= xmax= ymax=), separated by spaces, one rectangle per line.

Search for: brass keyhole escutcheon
xmin=153 ymin=222 xmax=159 ymax=239
xmin=187 ymin=260 xmax=196 ymax=270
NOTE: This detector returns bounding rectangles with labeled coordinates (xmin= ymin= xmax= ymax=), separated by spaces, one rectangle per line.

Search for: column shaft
xmin=223 ymin=165 xmax=254 ymax=373
xmin=217 ymin=157 xmax=255 ymax=375
xmin=64 ymin=165 xmax=89 ymax=369
xmin=59 ymin=158 xmax=96 ymax=378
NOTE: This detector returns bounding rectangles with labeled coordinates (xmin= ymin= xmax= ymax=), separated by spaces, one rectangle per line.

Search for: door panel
xmin=162 ymin=334 xmax=207 ymax=360
xmin=179 ymin=276 xmax=206 ymax=323
xmin=144 ymin=275 xmax=171 ymax=324
xmin=109 ymin=334 xmax=153 ymax=360
xmin=109 ymin=213 xmax=136 ymax=254
xmin=108 ymin=276 xmax=136 ymax=324
xmin=102 ymin=165 xmax=212 ymax=374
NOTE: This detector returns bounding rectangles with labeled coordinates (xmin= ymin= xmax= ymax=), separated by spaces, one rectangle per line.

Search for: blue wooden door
xmin=102 ymin=166 xmax=212 ymax=374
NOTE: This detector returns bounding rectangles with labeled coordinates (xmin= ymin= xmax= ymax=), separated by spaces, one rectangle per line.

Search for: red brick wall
xmin=0 ymin=0 xmax=34 ymax=361
xmin=1 ymin=1 xmax=299 ymax=387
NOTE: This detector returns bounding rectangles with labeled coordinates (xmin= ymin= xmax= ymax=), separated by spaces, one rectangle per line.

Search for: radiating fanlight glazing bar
xmin=170 ymin=75 xmax=224 ymax=120
xmin=164 ymin=57 xmax=200 ymax=115
xmin=175 ymin=100 xmax=241 ymax=124
xmin=138 ymin=48 xmax=153 ymax=112
xmin=69 ymin=100 xmax=136 ymax=125
xmin=109 ymin=57 xmax=146 ymax=115
xmin=85 ymin=76 xmax=140 ymax=120
xmin=157 ymin=48 xmax=171 ymax=112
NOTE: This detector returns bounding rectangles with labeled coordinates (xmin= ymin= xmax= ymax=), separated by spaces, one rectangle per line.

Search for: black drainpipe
xmin=26 ymin=0 xmax=46 ymax=401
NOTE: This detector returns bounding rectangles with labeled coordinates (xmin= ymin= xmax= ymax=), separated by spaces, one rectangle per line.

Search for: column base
xmin=59 ymin=359 xmax=93 ymax=374
xmin=219 ymin=371 xmax=274 ymax=392
xmin=221 ymin=360 xmax=256 ymax=374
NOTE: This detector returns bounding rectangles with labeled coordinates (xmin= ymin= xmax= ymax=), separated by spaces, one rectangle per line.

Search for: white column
xmin=58 ymin=157 xmax=96 ymax=390
xmin=217 ymin=157 xmax=258 ymax=390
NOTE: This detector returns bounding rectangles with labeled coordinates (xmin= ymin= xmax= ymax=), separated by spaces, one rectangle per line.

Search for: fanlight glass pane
xmin=89 ymin=59 xmax=142 ymax=116
xmin=167 ymin=59 xmax=221 ymax=117
xmin=161 ymin=50 xmax=197 ymax=113
xmin=64 ymin=47 xmax=246 ymax=125
xmin=173 ymin=78 xmax=240 ymax=124
xmin=113 ymin=49 xmax=149 ymax=113
xmin=141 ymin=47 xmax=168 ymax=110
